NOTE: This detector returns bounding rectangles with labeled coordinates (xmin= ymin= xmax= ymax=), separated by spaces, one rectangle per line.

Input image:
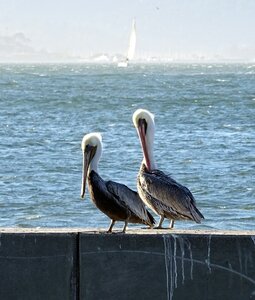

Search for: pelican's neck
xmin=89 ymin=141 xmax=102 ymax=174
xmin=144 ymin=122 xmax=157 ymax=170
xmin=145 ymin=138 xmax=156 ymax=170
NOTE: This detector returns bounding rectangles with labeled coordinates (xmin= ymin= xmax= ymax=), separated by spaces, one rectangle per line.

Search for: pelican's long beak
xmin=81 ymin=145 xmax=97 ymax=199
xmin=137 ymin=119 xmax=151 ymax=170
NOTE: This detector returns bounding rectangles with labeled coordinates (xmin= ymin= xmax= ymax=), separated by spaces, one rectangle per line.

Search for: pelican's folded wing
xmin=106 ymin=180 xmax=151 ymax=223
xmin=140 ymin=169 xmax=203 ymax=222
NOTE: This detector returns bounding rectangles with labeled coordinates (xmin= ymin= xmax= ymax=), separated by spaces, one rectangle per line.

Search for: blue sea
xmin=0 ymin=63 xmax=254 ymax=230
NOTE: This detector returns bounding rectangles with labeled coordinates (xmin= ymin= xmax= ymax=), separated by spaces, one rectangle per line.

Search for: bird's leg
xmin=148 ymin=223 xmax=154 ymax=229
xmin=107 ymin=220 xmax=115 ymax=233
xmin=122 ymin=220 xmax=128 ymax=233
xmin=154 ymin=216 xmax=164 ymax=229
xmin=169 ymin=220 xmax=175 ymax=229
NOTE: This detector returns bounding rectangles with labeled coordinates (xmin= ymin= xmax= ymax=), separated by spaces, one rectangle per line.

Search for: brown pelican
xmin=81 ymin=132 xmax=155 ymax=233
xmin=133 ymin=109 xmax=204 ymax=229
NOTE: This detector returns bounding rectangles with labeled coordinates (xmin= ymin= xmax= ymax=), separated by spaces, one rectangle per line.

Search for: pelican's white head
xmin=81 ymin=132 xmax=102 ymax=153
xmin=133 ymin=109 xmax=156 ymax=170
xmin=81 ymin=132 xmax=102 ymax=198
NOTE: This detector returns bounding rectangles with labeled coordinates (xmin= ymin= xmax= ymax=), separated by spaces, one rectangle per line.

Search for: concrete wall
xmin=0 ymin=232 xmax=77 ymax=300
xmin=0 ymin=229 xmax=254 ymax=300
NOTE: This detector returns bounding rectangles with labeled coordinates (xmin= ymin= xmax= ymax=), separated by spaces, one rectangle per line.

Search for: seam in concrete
xmin=76 ymin=232 xmax=80 ymax=300
xmin=70 ymin=233 xmax=80 ymax=300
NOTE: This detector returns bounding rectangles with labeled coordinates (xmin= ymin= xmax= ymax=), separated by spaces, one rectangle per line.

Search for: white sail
xmin=118 ymin=19 xmax=136 ymax=67
xmin=127 ymin=19 xmax=136 ymax=60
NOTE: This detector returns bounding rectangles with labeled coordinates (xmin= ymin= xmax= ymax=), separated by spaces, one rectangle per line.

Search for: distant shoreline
xmin=0 ymin=59 xmax=254 ymax=64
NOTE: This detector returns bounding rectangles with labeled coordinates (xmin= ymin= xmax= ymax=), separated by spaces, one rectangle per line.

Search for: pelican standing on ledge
xmin=81 ymin=132 xmax=155 ymax=233
xmin=133 ymin=109 xmax=204 ymax=229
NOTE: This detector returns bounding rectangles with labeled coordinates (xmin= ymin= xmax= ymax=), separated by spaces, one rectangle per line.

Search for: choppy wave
xmin=0 ymin=63 xmax=254 ymax=230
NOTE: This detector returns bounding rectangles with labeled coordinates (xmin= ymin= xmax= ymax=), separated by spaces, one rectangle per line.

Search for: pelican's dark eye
xmin=85 ymin=144 xmax=94 ymax=153
xmin=85 ymin=144 xmax=90 ymax=152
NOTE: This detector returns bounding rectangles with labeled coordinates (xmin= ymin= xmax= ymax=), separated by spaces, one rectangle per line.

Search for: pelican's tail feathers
xmin=146 ymin=210 xmax=156 ymax=226
xmin=191 ymin=206 xmax=205 ymax=223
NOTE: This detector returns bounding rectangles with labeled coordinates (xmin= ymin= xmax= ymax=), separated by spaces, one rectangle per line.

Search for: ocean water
xmin=0 ymin=63 xmax=254 ymax=230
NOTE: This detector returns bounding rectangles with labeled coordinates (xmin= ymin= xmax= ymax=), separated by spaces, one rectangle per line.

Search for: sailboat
xmin=118 ymin=19 xmax=136 ymax=67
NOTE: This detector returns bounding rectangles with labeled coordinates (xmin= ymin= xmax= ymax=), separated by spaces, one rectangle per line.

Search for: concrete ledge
xmin=1 ymin=227 xmax=255 ymax=235
xmin=0 ymin=229 xmax=254 ymax=300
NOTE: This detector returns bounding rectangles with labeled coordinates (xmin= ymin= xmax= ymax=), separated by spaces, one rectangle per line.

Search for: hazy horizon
xmin=0 ymin=0 xmax=255 ymax=62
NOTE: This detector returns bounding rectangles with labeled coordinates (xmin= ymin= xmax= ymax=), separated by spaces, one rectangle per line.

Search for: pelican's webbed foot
xmin=154 ymin=226 xmax=164 ymax=229
xmin=153 ymin=215 xmax=164 ymax=229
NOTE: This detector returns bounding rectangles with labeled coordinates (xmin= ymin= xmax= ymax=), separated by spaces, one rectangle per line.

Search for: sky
xmin=0 ymin=0 xmax=255 ymax=61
